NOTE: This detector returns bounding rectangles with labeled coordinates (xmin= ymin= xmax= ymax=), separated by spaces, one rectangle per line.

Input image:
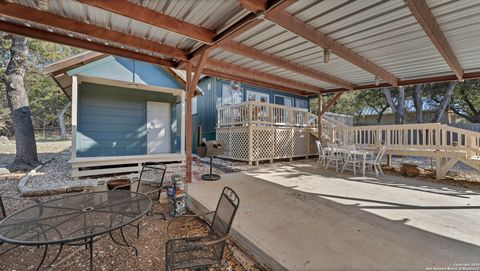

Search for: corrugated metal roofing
xmin=2 ymin=0 xmax=480 ymax=94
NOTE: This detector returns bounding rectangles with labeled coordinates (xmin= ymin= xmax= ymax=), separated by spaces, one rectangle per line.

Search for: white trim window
xmin=296 ymin=98 xmax=308 ymax=109
xmin=274 ymin=94 xmax=294 ymax=107
xmin=246 ymin=90 xmax=269 ymax=103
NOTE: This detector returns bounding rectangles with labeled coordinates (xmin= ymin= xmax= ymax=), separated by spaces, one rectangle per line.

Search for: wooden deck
xmin=217 ymin=101 xmax=480 ymax=178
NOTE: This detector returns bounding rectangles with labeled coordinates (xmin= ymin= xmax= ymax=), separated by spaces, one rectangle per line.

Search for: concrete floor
xmin=188 ymin=162 xmax=480 ymax=271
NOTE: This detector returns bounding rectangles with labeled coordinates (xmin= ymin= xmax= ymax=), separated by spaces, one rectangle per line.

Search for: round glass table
xmin=0 ymin=191 xmax=152 ymax=271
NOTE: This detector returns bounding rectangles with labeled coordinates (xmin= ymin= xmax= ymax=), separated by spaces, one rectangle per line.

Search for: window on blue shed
xmin=296 ymin=98 xmax=308 ymax=109
xmin=222 ymin=84 xmax=242 ymax=106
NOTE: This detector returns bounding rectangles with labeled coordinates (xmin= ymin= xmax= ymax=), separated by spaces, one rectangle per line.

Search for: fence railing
xmin=333 ymin=123 xmax=480 ymax=158
xmin=324 ymin=112 xmax=354 ymax=127
xmin=217 ymin=101 xmax=317 ymax=127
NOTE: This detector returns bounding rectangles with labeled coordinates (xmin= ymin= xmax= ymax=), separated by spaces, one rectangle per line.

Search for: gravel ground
xmin=0 ymin=199 xmax=247 ymax=271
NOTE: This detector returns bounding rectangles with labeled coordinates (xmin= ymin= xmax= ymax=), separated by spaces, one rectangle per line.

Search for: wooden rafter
xmin=0 ymin=21 xmax=175 ymax=67
xmin=177 ymin=18 xmax=265 ymax=69
xmin=241 ymin=0 xmax=399 ymax=86
xmin=77 ymin=0 xmax=216 ymax=44
xmin=202 ymin=69 xmax=307 ymax=96
xmin=0 ymin=1 xmax=188 ymax=61
xmin=42 ymin=51 xmax=106 ymax=75
xmin=266 ymin=11 xmax=398 ymax=86
xmin=206 ymin=59 xmax=324 ymax=94
xmin=319 ymin=93 xmax=344 ymax=116
xmin=405 ymin=0 xmax=463 ymax=81
xmin=222 ymin=41 xmax=354 ymax=89
xmin=188 ymin=50 xmax=210 ymax=95
xmin=320 ymin=71 xmax=480 ymax=94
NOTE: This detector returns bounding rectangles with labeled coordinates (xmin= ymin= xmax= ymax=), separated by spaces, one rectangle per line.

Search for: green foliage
xmin=0 ymin=32 xmax=84 ymax=137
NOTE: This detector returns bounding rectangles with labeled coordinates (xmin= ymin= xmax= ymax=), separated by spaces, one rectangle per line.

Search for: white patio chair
xmin=365 ymin=145 xmax=387 ymax=177
xmin=341 ymin=145 xmax=362 ymax=176
xmin=325 ymin=143 xmax=343 ymax=172
xmin=315 ymin=140 xmax=327 ymax=167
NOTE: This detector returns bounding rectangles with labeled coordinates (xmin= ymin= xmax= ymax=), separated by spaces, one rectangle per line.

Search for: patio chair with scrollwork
xmin=0 ymin=194 xmax=5 ymax=220
xmin=165 ymin=187 xmax=240 ymax=271
xmin=112 ymin=162 xmax=168 ymax=237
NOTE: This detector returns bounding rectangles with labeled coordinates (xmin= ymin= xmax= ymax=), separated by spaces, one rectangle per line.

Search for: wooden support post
xmin=319 ymin=92 xmax=343 ymax=116
xmin=185 ymin=50 xmax=210 ymax=183
xmin=317 ymin=94 xmax=323 ymax=141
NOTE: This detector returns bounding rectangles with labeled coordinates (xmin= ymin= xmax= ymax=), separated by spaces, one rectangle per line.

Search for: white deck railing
xmin=217 ymin=101 xmax=317 ymax=127
xmin=334 ymin=123 xmax=480 ymax=158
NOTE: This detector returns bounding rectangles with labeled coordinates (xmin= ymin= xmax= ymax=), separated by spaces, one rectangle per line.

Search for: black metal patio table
xmin=0 ymin=190 xmax=152 ymax=271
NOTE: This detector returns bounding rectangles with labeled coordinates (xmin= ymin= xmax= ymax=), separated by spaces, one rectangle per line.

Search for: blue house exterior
xmin=192 ymin=77 xmax=310 ymax=153
xmin=45 ymin=52 xmax=311 ymax=176
xmin=45 ymin=54 xmax=189 ymax=178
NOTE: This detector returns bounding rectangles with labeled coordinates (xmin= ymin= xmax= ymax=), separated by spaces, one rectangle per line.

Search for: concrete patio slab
xmin=187 ymin=162 xmax=480 ymax=271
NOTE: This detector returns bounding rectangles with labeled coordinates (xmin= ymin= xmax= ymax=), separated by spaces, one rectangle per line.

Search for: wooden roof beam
xmin=203 ymin=69 xmax=307 ymax=96
xmin=266 ymin=11 xmax=398 ymax=86
xmin=241 ymin=0 xmax=399 ymax=86
xmin=222 ymin=40 xmax=354 ymax=90
xmin=177 ymin=16 xmax=265 ymax=69
xmin=0 ymin=1 xmax=188 ymax=61
xmin=77 ymin=0 xmax=216 ymax=44
xmin=0 ymin=21 xmax=175 ymax=67
xmin=405 ymin=0 xmax=463 ymax=81
xmin=206 ymin=59 xmax=323 ymax=94
xmin=322 ymin=71 xmax=480 ymax=94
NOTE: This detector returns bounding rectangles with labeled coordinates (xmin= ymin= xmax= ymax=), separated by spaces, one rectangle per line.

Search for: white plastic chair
xmin=315 ymin=140 xmax=327 ymax=167
xmin=341 ymin=145 xmax=362 ymax=176
xmin=325 ymin=143 xmax=343 ymax=172
xmin=365 ymin=145 xmax=387 ymax=177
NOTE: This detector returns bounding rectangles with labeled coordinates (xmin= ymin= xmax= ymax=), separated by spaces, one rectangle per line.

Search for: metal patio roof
xmin=1 ymin=0 xmax=480 ymax=96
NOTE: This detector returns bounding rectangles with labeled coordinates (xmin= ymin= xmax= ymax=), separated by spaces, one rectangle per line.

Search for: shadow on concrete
xmin=189 ymin=171 xmax=480 ymax=270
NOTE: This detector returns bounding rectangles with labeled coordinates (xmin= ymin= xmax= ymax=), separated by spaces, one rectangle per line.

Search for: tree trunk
xmin=396 ymin=86 xmax=405 ymax=124
xmin=376 ymin=106 xmax=389 ymax=124
xmin=413 ymin=84 xmax=424 ymax=123
xmin=58 ymin=101 xmax=71 ymax=140
xmin=384 ymin=87 xmax=406 ymax=124
xmin=432 ymin=81 xmax=457 ymax=123
xmin=3 ymin=35 xmax=40 ymax=171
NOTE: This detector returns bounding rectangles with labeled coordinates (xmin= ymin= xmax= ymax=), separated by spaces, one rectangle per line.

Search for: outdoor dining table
xmin=0 ymin=190 xmax=151 ymax=271
xmin=325 ymin=146 xmax=374 ymax=176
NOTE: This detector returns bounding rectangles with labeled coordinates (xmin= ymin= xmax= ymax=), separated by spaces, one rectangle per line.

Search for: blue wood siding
xmin=77 ymin=82 xmax=177 ymax=157
xmin=192 ymin=77 xmax=309 ymax=153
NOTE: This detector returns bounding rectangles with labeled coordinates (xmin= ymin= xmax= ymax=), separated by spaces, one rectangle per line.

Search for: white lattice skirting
xmin=216 ymin=126 xmax=318 ymax=165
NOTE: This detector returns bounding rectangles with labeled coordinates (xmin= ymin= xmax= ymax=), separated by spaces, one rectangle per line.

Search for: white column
xmin=71 ymin=75 xmax=78 ymax=160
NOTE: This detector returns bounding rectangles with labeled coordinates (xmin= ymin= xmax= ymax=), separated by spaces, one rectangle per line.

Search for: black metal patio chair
xmin=165 ymin=187 xmax=240 ymax=271
xmin=0 ymin=194 xmax=5 ymax=220
xmin=112 ymin=162 xmax=168 ymax=237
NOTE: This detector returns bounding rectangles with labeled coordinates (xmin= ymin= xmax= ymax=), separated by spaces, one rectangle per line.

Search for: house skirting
xmin=216 ymin=126 xmax=318 ymax=165
xmin=69 ymin=153 xmax=185 ymax=178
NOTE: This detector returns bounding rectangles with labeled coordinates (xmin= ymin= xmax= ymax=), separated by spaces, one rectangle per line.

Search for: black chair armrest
xmin=112 ymin=179 xmax=140 ymax=191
